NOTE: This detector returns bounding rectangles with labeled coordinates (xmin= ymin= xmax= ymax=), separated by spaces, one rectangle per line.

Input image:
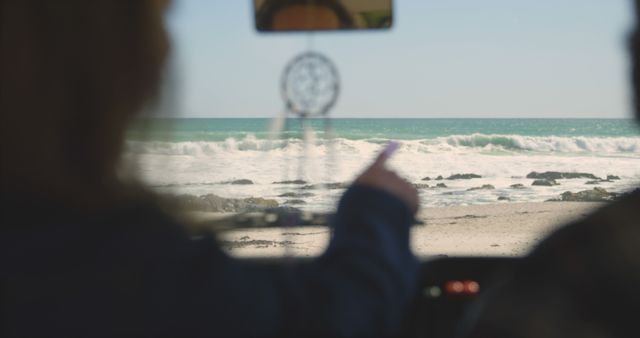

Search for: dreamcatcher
xmin=281 ymin=51 xmax=339 ymax=119
xmin=202 ymin=0 xmax=399 ymax=255
xmin=275 ymin=51 xmax=341 ymax=255
xmin=209 ymin=50 xmax=342 ymax=255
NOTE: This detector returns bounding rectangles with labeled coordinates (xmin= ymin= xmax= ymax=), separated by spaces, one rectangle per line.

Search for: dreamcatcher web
xmin=281 ymin=51 xmax=339 ymax=118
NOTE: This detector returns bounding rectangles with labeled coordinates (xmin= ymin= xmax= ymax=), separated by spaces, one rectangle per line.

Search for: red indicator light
xmin=444 ymin=280 xmax=480 ymax=296
xmin=445 ymin=281 xmax=465 ymax=294
xmin=463 ymin=280 xmax=480 ymax=294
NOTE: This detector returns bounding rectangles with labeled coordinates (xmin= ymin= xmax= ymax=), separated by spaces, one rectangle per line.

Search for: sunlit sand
xmin=208 ymin=201 xmax=601 ymax=258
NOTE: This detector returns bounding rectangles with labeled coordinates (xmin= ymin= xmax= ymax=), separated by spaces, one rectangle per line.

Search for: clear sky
xmin=166 ymin=0 xmax=635 ymax=118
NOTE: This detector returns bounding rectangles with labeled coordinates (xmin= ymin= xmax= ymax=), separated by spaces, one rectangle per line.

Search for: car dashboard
xmin=245 ymin=256 xmax=519 ymax=338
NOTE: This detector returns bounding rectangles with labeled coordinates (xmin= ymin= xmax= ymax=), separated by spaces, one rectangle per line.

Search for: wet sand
xmin=210 ymin=202 xmax=602 ymax=258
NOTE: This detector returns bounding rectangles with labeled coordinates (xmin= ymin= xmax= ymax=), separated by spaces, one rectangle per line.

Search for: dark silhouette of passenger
xmin=461 ymin=3 xmax=640 ymax=336
xmin=1 ymin=1 xmax=418 ymax=337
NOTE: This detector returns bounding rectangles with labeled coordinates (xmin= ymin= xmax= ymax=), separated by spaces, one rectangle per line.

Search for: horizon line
xmin=145 ymin=116 xmax=636 ymax=119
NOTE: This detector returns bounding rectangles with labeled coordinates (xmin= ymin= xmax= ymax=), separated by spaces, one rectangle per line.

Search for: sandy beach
xmin=203 ymin=201 xmax=602 ymax=258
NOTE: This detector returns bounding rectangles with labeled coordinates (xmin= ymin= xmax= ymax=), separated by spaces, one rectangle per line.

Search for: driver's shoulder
xmin=526 ymin=188 xmax=640 ymax=280
xmin=546 ymin=188 xmax=640 ymax=245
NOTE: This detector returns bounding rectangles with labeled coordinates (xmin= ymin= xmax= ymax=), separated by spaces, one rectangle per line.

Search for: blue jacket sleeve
xmin=305 ymin=185 xmax=419 ymax=337
xmin=150 ymin=185 xmax=419 ymax=338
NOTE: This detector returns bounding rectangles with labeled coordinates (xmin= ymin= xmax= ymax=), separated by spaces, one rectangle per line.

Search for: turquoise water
xmin=129 ymin=118 xmax=639 ymax=142
xmin=128 ymin=118 xmax=639 ymax=208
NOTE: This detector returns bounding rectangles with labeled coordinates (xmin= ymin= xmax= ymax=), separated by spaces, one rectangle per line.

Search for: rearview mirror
xmin=254 ymin=0 xmax=393 ymax=32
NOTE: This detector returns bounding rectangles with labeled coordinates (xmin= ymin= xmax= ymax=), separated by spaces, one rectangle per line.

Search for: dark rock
xmin=436 ymin=183 xmax=448 ymax=188
xmin=301 ymin=182 xmax=348 ymax=190
xmin=272 ymin=180 xmax=308 ymax=185
xmin=170 ymin=194 xmax=210 ymax=211
xmin=526 ymin=171 xmax=599 ymax=180
xmin=266 ymin=206 xmax=302 ymax=214
xmin=436 ymin=175 xmax=444 ymax=181
xmin=230 ymin=179 xmax=253 ymax=185
xmin=447 ymin=173 xmax=482 ymax=180
xmin=278 ymin=192 xmax=315 ymax=198
xmin=413 ymin=183 xmax=430 ymax=189
xmin=585 ymin=180 xmax=602 ymax=185
xmin=467 ymin=184 xmax=495 ymax=191
xmin=498 ymin=196 xmax=511 ymax=201
xmin=421 ymin=177 xmax=431 ymax=181
xmin=239 ymin=197 xmax=279 ymax=211
xmin=454 ymin=215 xmax=488 ymax=220
xmin=220 ymin=179 xmax=254 ymax=185
xmin=324 ymin=182 xmax=348 ymax=190
xmin=532 ymin=179 xmax=559 ymax=186
xmin=557 ymin=187 xmax=617 ymax=202
xmin=171 ymin=194 xmax=278 ymax=213
xmin=218 ymin=239 xmax=295 ymax=250
xmin=510 ymin=184 xmax=526 ymax=189
xmin=284 ymin=199 xmax=306 ymax=205
xmin=607 ymin=175 xmax=621 ymax=181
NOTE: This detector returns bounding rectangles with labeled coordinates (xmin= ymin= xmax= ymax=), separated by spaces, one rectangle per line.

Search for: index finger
xmin=373 ymin=141 xmax=400 ymax=167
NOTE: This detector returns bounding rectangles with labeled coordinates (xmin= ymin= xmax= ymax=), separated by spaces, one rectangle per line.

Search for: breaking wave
xmin=126 ymin=133 xmax=640 ymax=156
xmin=439 ymin=134 xmax=640 ymax=153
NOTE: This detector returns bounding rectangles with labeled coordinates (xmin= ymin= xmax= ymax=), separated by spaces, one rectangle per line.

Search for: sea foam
xmin=126 ymin=134 xmax=640 ymax=156
xmin=440 ymin=134 xmax=640 ymax=153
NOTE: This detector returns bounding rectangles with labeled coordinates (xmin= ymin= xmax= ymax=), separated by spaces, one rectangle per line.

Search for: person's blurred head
xmin=1 ymin=0 xmax=169 ymax=205
xmin=256 ymin=0 xmax=353 ymax=31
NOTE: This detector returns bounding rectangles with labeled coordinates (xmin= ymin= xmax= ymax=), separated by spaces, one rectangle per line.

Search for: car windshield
xmin=126 ymin=0 xmax=639 ymax=258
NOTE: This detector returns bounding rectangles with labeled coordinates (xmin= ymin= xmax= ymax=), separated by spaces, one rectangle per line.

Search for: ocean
xmin=125 ymin=118 xmax=640 ymax=211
